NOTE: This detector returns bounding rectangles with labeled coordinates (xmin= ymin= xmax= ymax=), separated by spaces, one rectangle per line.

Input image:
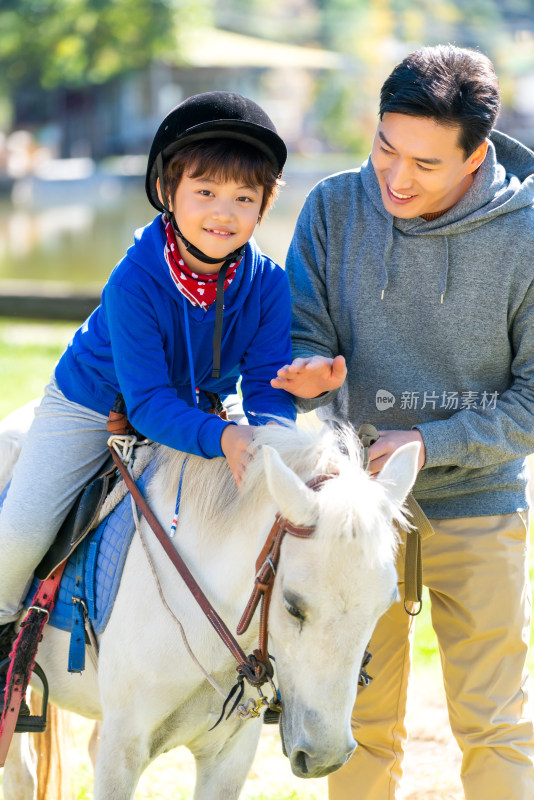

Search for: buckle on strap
xmin=256 ymin=556 xmax=276 ymax=582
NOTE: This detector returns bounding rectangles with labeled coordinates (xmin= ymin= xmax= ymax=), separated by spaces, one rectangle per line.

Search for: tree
xmin=0 ymin=0 xmax=201 ymax=91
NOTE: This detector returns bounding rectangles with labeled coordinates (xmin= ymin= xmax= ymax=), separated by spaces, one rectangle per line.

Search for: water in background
xmin=0 ymin=159 xmax=354 ymax=287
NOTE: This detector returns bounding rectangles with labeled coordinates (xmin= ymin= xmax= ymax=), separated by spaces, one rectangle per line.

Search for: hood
xmin=360 ymin=130 xmax=534 ymax=301
xmin=125 ymin=214 xmax=261 ymax=320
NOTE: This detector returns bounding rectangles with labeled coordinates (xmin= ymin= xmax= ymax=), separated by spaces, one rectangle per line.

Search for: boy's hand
xmin=221 ymin=424 xmax=255 ymax=487
xmin=368 ymin=430 xmax=426 ymax=475
xmin=270 ymin=355 xmax=347 ymax=398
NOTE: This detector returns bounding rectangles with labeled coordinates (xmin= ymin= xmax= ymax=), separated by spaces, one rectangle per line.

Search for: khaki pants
xmin=328 ymin=513 xmax=534 ymax=800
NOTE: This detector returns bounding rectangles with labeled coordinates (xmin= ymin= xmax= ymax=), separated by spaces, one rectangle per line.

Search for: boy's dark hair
xmin=163 ymin=138 xmax=282 ymax=218
xmin=379 ymin=45 xmax=500 ymax=158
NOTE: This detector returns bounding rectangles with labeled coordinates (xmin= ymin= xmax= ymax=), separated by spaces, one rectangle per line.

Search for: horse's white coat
xmin=0 ymin=399 xmax=40 ymax=493
xmin=1 ymin=730 xmax=37 ymax=800
xmin=2 ymin=419 xmax=419 ymax=799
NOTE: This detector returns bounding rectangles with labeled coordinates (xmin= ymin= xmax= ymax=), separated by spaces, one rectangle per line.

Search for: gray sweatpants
xmin=0 ymin=378 xmax=111 ymax=623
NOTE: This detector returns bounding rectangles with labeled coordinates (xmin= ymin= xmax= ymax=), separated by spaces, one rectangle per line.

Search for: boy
xmin=0 ymin=91 xmax=296 ymax=724
xmin=273 ymin=45 xmax=534 ymax=799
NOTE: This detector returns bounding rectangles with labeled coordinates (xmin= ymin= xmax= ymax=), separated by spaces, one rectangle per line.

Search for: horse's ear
xmin=262 ymin=445 xmax=318 ymax=525
xmin=375 ymin=442 xmax=420 ymax=508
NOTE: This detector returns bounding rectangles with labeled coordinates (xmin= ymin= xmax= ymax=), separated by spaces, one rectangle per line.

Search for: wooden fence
xmin=0 ymin=281 xmax=100 ymax=322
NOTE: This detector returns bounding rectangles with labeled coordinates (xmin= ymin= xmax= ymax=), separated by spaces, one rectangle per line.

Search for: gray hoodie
xmin=286 ymin=131 xmax=534 ymax=517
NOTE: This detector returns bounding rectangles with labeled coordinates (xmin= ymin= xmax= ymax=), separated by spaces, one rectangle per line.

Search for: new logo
xmin=376 ymin=389 xmax=396 ymax=411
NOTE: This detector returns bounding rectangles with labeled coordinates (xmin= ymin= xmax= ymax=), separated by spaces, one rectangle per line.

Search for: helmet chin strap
xmin=156 ymin=154 xmax=244 ymax=379
xmin=171 ymin=218 xmax=247 ymax=265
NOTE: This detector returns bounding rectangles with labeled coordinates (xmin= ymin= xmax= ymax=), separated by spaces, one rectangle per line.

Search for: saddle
xmin=34 ymin=456 xmax=119 ymax=581
xmin=27 ymin=443 xmax=157 ymax=667
xmin=35 ymin=392 xmax=142 ymax=581
xmin=0 ymin=390 xmax=227 ymax=753
xmin=0 ymin=443 xmax=156 ymax=758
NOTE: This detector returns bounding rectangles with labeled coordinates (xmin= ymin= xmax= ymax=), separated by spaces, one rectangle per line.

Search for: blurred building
xmin=8 ymin=22 xmax=534 ymax=165
xmin=10 ymin=27 xmax=349 ymax=163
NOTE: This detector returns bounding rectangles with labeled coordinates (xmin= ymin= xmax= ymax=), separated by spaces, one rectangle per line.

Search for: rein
xmin=109 ymin=446 xmax=266 ymax=686
xmin=358 ymin=424 xmax=434 ymax=616
xmin=108 ymin=445 xmax=332 ymax=696
xmin=108 ymin=421 xmax=425 ymax=721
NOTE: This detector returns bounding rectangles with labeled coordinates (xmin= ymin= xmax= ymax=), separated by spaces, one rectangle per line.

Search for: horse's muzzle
xmin=289 ymin=740 xmax=356 ymax=779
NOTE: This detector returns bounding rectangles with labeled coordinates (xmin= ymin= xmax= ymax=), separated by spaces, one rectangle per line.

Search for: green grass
xmin=0 ymin=319 xmax=76 ymax=418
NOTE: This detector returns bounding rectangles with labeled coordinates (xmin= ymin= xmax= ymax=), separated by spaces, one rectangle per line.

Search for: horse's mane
xmin=152 ymin=422 xmax=404 ymax=567
xmin=154 ymin=421 xmax=345 ymax=517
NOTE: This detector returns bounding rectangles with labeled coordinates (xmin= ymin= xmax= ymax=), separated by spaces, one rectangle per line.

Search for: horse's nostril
xmin=292 ymin=749 xmax=309 ymax=775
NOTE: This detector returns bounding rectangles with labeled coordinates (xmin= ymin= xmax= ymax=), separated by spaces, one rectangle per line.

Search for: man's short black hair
xmin=379 ymin=45 xmax=500 ymax=158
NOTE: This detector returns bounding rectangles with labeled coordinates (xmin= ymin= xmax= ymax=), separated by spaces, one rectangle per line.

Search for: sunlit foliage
xmin=0 ymin=0 xmax=207 ymax=89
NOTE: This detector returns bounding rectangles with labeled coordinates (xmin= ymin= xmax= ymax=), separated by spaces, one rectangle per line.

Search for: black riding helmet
xmin=145 ymin=92 xmax=287 ymax=379
xmin=145 ymin=91 xmax=287 ymax=213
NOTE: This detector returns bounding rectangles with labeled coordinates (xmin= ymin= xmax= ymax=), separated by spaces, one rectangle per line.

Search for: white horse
xmin=0 ymin=400 xmax=40 ymax=493
xmin=2 ymin=420 xmax=419 ymax=800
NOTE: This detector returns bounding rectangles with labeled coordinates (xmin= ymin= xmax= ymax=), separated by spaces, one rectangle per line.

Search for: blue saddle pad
xmin=17 ymin=458 xmax=158 ymax=636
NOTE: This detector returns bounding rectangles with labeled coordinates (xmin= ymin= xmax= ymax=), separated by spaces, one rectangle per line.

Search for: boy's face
xmin=170 ymin=173 xmax=263 ymax=273
xmin=370 ymin=113 xmax=487 ymax=219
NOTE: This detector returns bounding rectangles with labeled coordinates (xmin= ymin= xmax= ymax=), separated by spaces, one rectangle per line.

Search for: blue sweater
xmin=55 ymin=215 xmax=296 ymax=458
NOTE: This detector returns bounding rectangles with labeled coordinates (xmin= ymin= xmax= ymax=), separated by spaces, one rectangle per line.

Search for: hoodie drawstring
xmin=380 ymin=216 xmax=394 ymax=300
xmin=182 ymin=295 xmax=198 ymax=409
xmin=439 ymin=236 xmax=450 ymax=304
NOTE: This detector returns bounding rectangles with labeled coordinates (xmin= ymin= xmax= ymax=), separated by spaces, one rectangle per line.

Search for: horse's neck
xmin=142 ymin=479 xmax=277 ymax=631
xmin=183 ymin=501 xmax=276 ymax=599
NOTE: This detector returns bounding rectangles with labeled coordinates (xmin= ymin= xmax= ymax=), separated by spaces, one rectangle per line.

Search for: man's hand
xmin=369 ymin=429 xmax=426 ymax=476
xmin=270 ymin=355 xmax=347 ymax=399
xmin=221 ymin=424 xmax=255 ymax=487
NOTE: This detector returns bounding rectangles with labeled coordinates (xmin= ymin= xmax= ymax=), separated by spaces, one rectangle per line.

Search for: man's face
xmin=371 ymin=113 xmax=484 ymax=218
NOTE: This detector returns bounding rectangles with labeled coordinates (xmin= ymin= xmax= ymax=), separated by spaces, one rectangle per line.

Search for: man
xmin=272 ymin=44 xmax=534 ymax=799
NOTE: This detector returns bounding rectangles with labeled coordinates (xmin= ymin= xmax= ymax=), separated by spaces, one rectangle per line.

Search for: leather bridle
xmin=109 ymin=446 xmax=334 ymax=693
xmin=107 ymin=419 xmax=432 ymax=725
xmin=236 ymin=474 xmax=333 ymax=667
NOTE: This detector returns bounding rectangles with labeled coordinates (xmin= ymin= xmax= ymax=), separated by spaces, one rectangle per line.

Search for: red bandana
xmin=163 ymin=215 xmax=240 ymax=309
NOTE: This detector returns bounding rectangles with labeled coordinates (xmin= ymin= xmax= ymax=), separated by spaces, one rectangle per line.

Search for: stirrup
xmin=0 ymin=659 xmax=49 ymax=734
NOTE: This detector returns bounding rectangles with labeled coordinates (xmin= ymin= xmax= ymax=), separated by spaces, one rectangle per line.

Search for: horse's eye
xmin=283 ymin=595 xmax=306 ymax=622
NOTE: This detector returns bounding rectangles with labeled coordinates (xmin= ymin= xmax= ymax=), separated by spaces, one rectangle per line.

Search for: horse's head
xmin=259 ymin=430 xmax=419 ymax=779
